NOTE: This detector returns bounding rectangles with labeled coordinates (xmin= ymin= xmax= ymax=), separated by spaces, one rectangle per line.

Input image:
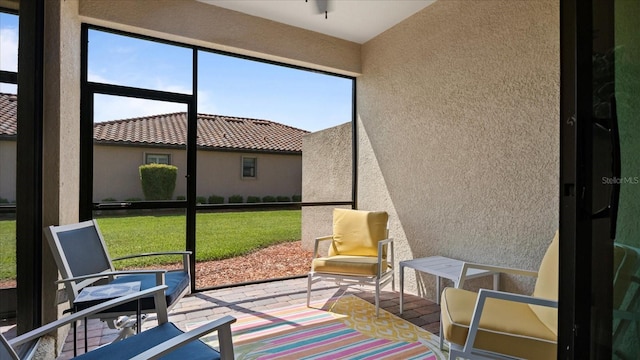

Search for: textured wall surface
xmin=301 ymin=123 xmax=352 ymax=250
xmin=358 ymin=0 xmax=560 ymax=297
xmin=78 ymin=0 xmax=361 ymax=76
xmin=42 ymin=0 xmax=82 ymax=356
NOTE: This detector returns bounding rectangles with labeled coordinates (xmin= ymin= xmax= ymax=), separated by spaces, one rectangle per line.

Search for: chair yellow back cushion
xmin=329 ymin=209 xmax=388 ymax=257
xmin=529 ymin=230 xmax=559 ymax=336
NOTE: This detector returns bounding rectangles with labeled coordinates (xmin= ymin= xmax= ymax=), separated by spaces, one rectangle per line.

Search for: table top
xmin=74 ymin=281 xmax=141 ymax=303
xmin=400 ymin=256 xmax=494 ymax=280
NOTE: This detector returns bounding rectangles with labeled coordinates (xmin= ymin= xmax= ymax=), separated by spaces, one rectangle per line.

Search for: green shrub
xmin=228 ymin=194 xmax=243 ymax=203
xmin=208 ymin=195 xmax=224 ymax=204
xmin=101 ymin=197 xmax=117 ymax=202
xmin=196 ymin=196 xmax=207 ymax=204
xmin=262 ymin=195 xmax=277 ymax=203
xmin=176 ymin=195 xmax=186 ymax=201
xmin=247 ymin=196 xmax=261 ymax=203
xmin=124 ymin=197 xmax=142 ymax=202
xmin=277 ymin=196 xmax=291 ymax=202
xmin=292 ymin=195 xmax=301 ymax=202
xmin=139 ymin=164 xmax=177 ymax=200
xmin=0 ymin=198 xmax=9 ymax=204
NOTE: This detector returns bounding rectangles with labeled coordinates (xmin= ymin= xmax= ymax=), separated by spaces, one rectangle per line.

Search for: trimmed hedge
xmin=277 ymin=196 xmax=291 ymax=202
xmin=196 ymin=196 xmax=207 ymax=204
xmin=247 ymin=196 xmax=261 ymax=203
xmin=139 ymin=164 xmax=177 ymax=200
xmin=292 ymin=195 xmax=301 ymax=202
xmin=262 ymin=195 xmax=276 ymax=203
xmin=208 ymin=195 xmax=224 ymax=204
xmin=228 ymin=194 xmax=243 ymax=203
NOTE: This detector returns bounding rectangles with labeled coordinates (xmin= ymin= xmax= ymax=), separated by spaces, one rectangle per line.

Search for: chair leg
xmin=392 ymin=273 xmax=395 ymax=292
xmin=375 ymin=283 xmax=381 ymax=317
xmin=306 ymin=273 xmax=312 ymax=307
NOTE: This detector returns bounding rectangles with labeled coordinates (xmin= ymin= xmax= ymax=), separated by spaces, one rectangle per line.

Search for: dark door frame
xmin=559 ymin=0 xmax=616 ymax=357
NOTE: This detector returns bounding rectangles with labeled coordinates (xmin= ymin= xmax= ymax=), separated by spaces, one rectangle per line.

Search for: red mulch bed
xmin=0 ymin=241 xmax=313 ymax=290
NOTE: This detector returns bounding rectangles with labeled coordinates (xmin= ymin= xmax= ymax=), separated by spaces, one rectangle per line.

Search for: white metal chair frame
xmin=44 ymin=220 xmax=191 ymax=331
xmin=2 ymin=286 xmax=236 ymax=360
xmin=444 ymin=263 xmax=558 ymax=360
xmin=307 ymin=230 xmax=395 ymax=317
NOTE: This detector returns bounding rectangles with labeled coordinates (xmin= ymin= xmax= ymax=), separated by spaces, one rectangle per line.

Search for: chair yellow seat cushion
xmin=312 ymin=255 xmax=388 ymax=276
xmin=441 ymin=287 xmax=557 ymax=360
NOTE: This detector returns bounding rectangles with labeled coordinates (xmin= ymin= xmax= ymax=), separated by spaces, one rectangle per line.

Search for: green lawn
xmin=0 ymin=210 xmax=301 ymax=280
xmin=0 ymin=219 xmax=16 ymax=280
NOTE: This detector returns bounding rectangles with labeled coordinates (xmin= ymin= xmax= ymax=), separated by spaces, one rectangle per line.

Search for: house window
xmin=146 ymin=153 xmax=170 ymax=165
xmin=242 ymin=157 xmax=257 ymax=178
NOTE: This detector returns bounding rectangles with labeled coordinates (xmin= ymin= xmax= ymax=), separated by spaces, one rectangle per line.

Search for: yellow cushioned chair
xmin=441 ymin=231 xmax=559 ymax=360
xmin=307 ymin=208 xmax=394 ymax=316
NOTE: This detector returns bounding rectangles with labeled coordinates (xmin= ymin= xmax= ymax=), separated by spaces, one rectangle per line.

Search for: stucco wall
xmin=93 ymin=144 xmax=302 ymax=202
xmin=42 ymin=0 xmax=82 ymax=355
xmin=358 ymin=0 xmax=560 ymax=297
xmin=0 ymin=141 xmax=16 ymax=202
xmin=301 ymin=123 xmax=352 ymax=250
xmin=77 ymin=0 xmax=361 ymax=77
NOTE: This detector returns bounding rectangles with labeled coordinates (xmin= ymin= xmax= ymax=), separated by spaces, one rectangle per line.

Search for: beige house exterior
xmin=0 ymin=104 xmax=306 ymax=203
xmin=93 ymin=144 xmax=303 ymax=203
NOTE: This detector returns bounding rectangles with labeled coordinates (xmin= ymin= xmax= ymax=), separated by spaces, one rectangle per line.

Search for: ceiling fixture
xmin=306 ymin=0 xmax=330 ymax=19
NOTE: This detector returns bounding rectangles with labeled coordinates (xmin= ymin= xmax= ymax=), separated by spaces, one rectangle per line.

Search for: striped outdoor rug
xmin=191 ymin=295 xmax=445 ymax=360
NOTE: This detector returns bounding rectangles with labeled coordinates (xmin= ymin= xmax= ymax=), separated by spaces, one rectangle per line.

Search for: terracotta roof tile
xmin=0 ymin=93 xmax=309 ymax=153
xmin=0 ymin=93 xmax=18 ymax=137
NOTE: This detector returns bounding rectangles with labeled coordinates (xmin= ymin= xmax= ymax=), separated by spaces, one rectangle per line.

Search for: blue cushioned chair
xmin=2 ymin=286 xmax=236 ymax=360
xmin=44 ymin=220 xmax=192 ymax=340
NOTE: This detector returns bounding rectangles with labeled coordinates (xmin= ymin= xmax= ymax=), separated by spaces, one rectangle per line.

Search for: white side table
xmin=399 ymin=256 xmax=500 ymax=350
xmin=399 ymin=256 xmax=499 ymax=311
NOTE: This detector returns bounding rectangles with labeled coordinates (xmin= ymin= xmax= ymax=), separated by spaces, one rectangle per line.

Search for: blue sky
xmin=0 ymin=13 xmax=352 ymax=132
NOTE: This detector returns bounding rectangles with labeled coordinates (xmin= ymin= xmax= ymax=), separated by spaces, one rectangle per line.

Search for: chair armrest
xmin=129 ymin=315 xmax=237 ymax=360
xmin=458 ymin=262 xmax=538 ymax=288
xmin=377 ymin=238 xmax=394 ymax=276
xmin=54 ymin=270 xmax=167 ymax=285
xmin=112 ymin=251 xmax=192 ymax=261
xmin=9 ymin=286 xmax=168 ymax=348
xmin=313 ymin=236 xmax=334 ymax=257
xmin=464 ymin=289 xmax=557 ymax=353
xmin=113 ymin=251 xmax=192 ymax=273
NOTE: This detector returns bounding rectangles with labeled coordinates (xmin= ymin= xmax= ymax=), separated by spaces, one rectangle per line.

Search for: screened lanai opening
xmin=0 ymin=10 xmax=18 ymax=321
xmin=82 ymin=26 xmax=355 ymax=290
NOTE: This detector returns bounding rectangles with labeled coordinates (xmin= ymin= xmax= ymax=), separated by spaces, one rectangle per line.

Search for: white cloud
xmin=94 ymin=95 xmax=188 ymax=122
xmin=0 ymin=27 xmax=18 ymax=72
xmin=87 ymin=71 xmax=113 ymax=84
xmin=196 ymin=89 xmax=219 ymax=115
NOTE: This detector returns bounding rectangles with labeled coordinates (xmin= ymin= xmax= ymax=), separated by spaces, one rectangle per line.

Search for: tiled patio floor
xmin=41 ymin=277 xmax=440 ymax=359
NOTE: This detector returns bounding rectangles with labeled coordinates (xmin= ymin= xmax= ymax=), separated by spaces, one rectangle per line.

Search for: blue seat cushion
xmin=75 ymin=322 xmax=221 ymax=360
xmin=74 ymin=271 xmax=189 ymax=314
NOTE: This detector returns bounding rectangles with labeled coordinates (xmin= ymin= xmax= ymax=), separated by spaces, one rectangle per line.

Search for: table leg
xmin=84 ymin=317 xmax=87 ymax=353
xmin=73 ymin=319 xmax=77 ymax=357
xmin=493 ymin=273 xmax=500 ymax=290
xmin=399 ymin=264 xmax=405 ymax=314
xmin=436 ymin=275 xmax=441 ymax=305
xmin=439 ymin=313 xmax=444 ymax=350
